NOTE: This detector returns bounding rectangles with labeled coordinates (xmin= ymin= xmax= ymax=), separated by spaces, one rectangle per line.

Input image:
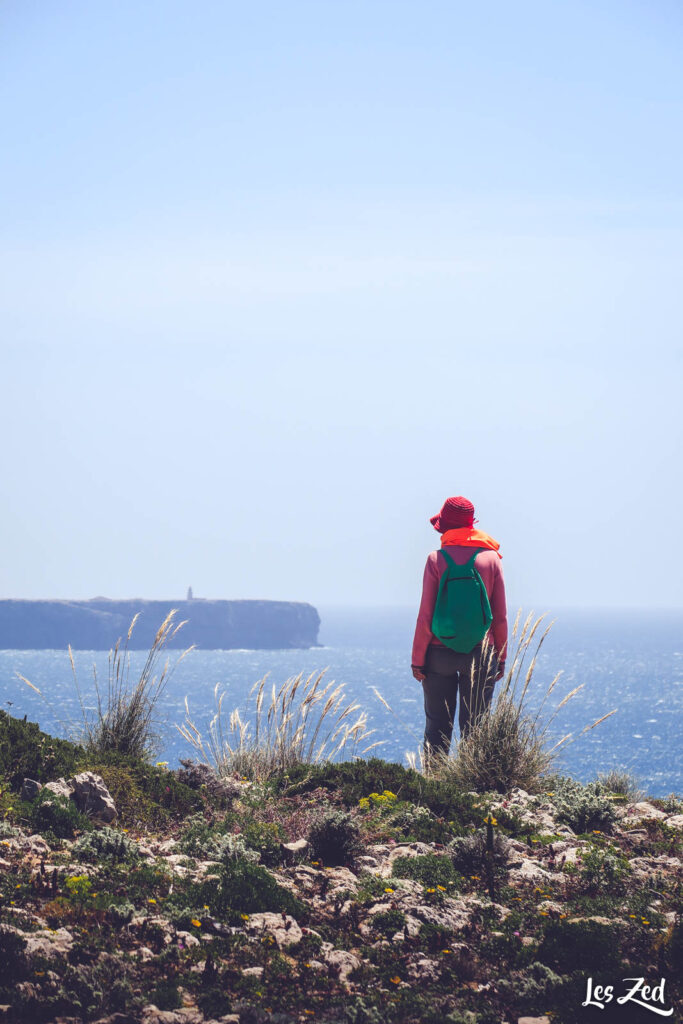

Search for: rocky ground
xmin=0 ymin=715 xmax=681 ymax=1024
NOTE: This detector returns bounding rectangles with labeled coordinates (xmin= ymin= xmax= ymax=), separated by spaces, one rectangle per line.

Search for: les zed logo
xmin=583 ymin=977 xmax=673 ymax=1016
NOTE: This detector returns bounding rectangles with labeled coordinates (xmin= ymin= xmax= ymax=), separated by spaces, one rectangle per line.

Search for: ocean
xmin=1 ymin=607 xmax=681 ymax=797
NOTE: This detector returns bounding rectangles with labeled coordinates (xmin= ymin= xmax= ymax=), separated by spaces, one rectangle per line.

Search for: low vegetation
xmin=1 ymin=616 xmax=679 ymax=1022
xmin=1 ymin=711 xmax=681 ymax=1024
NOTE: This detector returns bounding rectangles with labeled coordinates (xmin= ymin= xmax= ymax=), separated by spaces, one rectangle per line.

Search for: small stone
xmin=71 ymin=772 xmax=117 ymax=822
xmin=626 ymin=802 xmax=667 ymax=821
xmin=23 ymin=926 xmax=74 ymax=963
xmin=324 ymin=948 xmax=361 ymax=982
xmin=20 ymin=778 xmax=42 ymax=801
xmin=243 ymin=912 xmax=303 ymax=947
xmin=44 ymin=778 xmax=74 ymax=801
xmin=281 ymin=838 xmax=309 ymax=853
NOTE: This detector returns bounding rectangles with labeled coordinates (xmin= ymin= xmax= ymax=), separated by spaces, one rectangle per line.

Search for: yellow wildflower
xmin=191 ymin=918 xmax=201 ymax=927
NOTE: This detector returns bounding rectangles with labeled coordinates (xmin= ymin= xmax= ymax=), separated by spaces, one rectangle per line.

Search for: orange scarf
xmin=440 ymin=527 xmax=502 ymax=559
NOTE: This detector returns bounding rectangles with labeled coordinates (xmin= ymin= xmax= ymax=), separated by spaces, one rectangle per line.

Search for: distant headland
xmin=0 ymin=596 xmax=321 ymax=650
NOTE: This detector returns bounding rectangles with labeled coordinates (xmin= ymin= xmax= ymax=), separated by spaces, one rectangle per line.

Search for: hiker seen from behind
xmin=412 ymin=495 xmax=508 ymax=765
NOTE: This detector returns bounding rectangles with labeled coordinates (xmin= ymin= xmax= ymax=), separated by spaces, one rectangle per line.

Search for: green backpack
xmin=431 ymin=548 xmax=493 ymax=654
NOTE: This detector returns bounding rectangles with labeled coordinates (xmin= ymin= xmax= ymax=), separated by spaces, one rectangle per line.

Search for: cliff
xmin=0 ymin=598 xmax=320 ymax=650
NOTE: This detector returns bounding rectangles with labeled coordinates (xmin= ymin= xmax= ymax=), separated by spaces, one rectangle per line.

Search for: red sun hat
xmin=430 ymin=496 xmax=478 ymax=532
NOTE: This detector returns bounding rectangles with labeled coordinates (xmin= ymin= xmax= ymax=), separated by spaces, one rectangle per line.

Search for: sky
xmin=1 ymin=0 xmax=682 ymax=611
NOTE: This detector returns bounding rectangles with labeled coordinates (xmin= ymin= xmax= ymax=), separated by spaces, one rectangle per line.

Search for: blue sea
xmin=1 ymin=608 xmax=681 ymax=797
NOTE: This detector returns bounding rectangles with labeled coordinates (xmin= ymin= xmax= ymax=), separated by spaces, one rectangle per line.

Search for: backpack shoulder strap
xmin=439 ymin=548 xmax=457 ymax=570
xmin=440 ymin=547 xmax=484 ymax=570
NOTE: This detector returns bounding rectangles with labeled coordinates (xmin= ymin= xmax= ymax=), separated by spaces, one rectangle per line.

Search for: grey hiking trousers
xmin=421 ymin=642 xmax=499 ymax=760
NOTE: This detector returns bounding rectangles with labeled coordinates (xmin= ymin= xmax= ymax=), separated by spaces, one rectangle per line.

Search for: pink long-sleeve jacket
xmin=411 ymin=546 xmax=508 ymax=669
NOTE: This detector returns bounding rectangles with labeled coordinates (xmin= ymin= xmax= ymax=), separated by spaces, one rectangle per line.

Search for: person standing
xmin=412 ymin=496 xmax=508 ymax=763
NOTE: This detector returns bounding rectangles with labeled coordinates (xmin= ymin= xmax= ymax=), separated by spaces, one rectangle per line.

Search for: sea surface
xmin=1 ymin=607 xmax=681 ymax=796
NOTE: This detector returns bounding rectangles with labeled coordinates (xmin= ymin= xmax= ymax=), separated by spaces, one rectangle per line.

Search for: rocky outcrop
xmin=0 ymin=597 xmax=320 ymax=650
xmin=24 ymin=772 xmax=117 ymax=822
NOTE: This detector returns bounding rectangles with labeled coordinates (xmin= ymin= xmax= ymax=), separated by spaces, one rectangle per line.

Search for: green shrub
xmin=107 ymin=901 xmax=136 ymax=927
xmin=29 ymin=789 xmax=92 ymax=839
xmin=308 ymin=809 xmax=362 ymax=866
xmin=550 ymin=777 xmax=618 ymax=834
xmin=447 ymin=830 xmax=509 ymax=875
xmin=342 ymin=996 xmax=385 ymax=1024
xmin=356 ymin=872 xmax=402 ymax=904
xmin=283 ymin=758 xmax=484 ymax=830
xmin=109 ymin=976 xmax=135 ymax=1013
xmin=495 ymin=960 xmax=565 ymax=1008
xmin=177 ymin=812 xmax=224 ymax=857
xmin=0 ymin=926 xmax=28 ymax=987
xmin=216 ymin=832 xmax=260 ymax=864
xmin=579 ymin=844 xmax=630 ymax=889
xmin=72 ymin=826 xmax=140 ymax=863
xmin=0 ymin=710 xmax=83 ymax=789
xmin=241 ymin=820 xmax=284 ymax=866
xmin=387 ymin=802 xmax=454 ymax=844
xmin=371 ymin=907 xmax=406 ymax=937
xmin=177 ymin=858 xmax=307 ymax=923
xmin=391 ymin=853 xmax=462 ymax=889
xmin=87 ymin=754 xmax=203 ymax=827
xmin=537 ymin=919 xmax=621 ymax=972
xmin=149 ymin=980 xmax=182 ymax=1010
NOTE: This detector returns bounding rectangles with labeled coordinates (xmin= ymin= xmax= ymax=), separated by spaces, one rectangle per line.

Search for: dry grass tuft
xmin=407 ymin=610 xmax=617 ymax=794
xmin=77 ymin=611 xmax=193 ymax=758
xmin=17 ymin=610 xmax=193 ymax=760
xmin=597 ymin=768 xmax=644 ymax=802
xmin=178 ymin=670 xmax=382 ymax=783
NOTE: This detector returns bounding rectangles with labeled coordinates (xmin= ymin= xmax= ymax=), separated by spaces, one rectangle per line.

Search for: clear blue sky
xmin=1 ymin=0 xmax=681 ymax=610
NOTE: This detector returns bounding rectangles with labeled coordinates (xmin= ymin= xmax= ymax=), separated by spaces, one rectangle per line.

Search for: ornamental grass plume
xmin=178 ymin=669 xmax=383 ymax=783
xmin=408 ymin=610 xmax=616 ymax=793
xmin=82 ymin=610 xmax=194 ymax=759
xmin=18 ymin=609 xmax=194 ymax=760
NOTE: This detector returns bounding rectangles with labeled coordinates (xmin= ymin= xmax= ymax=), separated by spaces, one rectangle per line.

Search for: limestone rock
xmin=23 ymin=926 xmax=74 ymax=963
xmin=71 ymin=772 xmax=117 ymax=822
xmin=20 ymin=778 xmax=42 ymax=801
xmin=281 ymin=838 xmax=309 ymax=856
xmin=664 ymin=814 xmax=683 ymax=829
xmin=623 ymin=802 xmax=667 ymax=822
xmin=243 ymin=912 xmax=303 ymax=947
xmin=44 ymin=777 xmax=74 ymax=801
xmin=508 ymin=859 xmax=556 ymax=885
xmin=413 ymin=898 xmax=471 ymax=932
xmin=407 ymin=957 xmax=441 ymax=982
xmin=140 ymin=1007 xmax=204 ymax=1024
xmin=324 ymin=948 xmax=361 ymax=982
